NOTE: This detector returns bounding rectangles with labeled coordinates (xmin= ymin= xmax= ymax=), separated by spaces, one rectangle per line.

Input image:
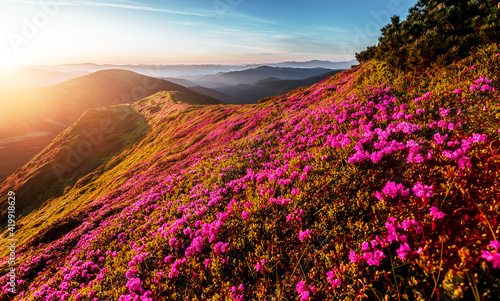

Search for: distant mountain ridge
xmin=209 ymin=69 xmax=344 ymax=104
xmin=28 ymin=59 xmax=355 ymax=78
xmin=192 ymin=66 xmax=335 ymax=88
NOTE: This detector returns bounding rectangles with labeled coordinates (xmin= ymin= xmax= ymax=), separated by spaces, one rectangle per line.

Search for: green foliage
xmin=356 ymin=0 xmax=500 ymax=71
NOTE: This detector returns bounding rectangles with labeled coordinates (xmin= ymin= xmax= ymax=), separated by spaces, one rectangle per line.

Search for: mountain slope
xmin=0 ymin=70 xmax=220 ymax=181
xmin=188 ymin=86 xmax=236 ymax=104
xmin=0 ymin=44 xmax=499 ymax=300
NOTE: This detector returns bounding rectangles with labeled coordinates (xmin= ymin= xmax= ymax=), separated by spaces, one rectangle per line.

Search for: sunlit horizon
xmin=1 ymin=0 xmax=417 ymax=67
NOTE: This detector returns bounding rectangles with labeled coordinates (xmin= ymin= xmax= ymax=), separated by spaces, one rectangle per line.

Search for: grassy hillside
xmin=0 ymin=44 xmax=499 ymax=300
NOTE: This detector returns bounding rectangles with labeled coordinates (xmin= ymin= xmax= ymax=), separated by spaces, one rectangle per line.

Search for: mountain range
xmin=28 ymin=59 xmax=356 ymax=78
xmin=209 ymin=69 xmax=344 ymax=104
xmin=191 ymin=66 xmax=334 ymax=88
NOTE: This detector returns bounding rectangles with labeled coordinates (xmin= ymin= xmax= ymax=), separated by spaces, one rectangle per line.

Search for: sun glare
xmin=0 ymin=58 xmax=18 ymax=71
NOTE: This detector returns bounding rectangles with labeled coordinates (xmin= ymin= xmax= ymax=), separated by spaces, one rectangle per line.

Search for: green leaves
xmin=356 ymin=0 xmax=500 ymax=72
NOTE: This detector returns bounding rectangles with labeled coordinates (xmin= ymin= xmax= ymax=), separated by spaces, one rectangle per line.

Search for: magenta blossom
xmin=296 ymin=281 xmax=311 ymax=300
xmin=412 ymin=181 xmax=433 ymax=198
xmin=397 ymin=243 xmax=411 ymax=259
xmin=326 ymin=270 xmax=341 ymax=288
xmin=429 ymin=207 xmax=446 ymax=220
xmin=299 ymin=229 xmax=312 ymax=241
xmin=255 ymin=259 xmax=266 ymax=273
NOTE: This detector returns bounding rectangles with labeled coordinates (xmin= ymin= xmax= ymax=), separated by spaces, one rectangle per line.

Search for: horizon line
xmin=21 ymin=59 xmax=358 ymax=68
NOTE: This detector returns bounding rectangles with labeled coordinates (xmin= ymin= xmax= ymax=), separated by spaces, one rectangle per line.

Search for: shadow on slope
xmin=0 ymin=90 xmax=223 ymax=256
xmin=0 ymin=104 xmax=150 ymax=225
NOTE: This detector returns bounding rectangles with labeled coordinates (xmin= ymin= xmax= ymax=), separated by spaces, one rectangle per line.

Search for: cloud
xmin=314 ymin=26 xmax=350 ymax=34
xmin=220 ymin=10 xmax=275 ymax=24
xmin=0 ymin=0 xmax=275 ymax=23
xmin=0 ymin=0 xmax=211 ymax=17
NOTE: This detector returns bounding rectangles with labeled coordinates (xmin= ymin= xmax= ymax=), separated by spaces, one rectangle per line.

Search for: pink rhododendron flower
xmin=296 ymin=281 xmax=310 ymax=300
xmin=361 ymin=241 xmax=371 ymax=251
xmin=126 ymin=277 xmax=145 ymax=295
xmin=327 ymin=271 xmax=341 ymax=288
xmin=429 ymin=206 xmax=446 ymax=220
xmin=299 ymin=229 xmax=312 ymax=241
xmin=433 ymin=133 xmax=447 ymax=145
xmin=349 ymin=250 xmax=359 ymax=263
xmin=363 ymin=250 xmax=386 ymax=266
xmin=230 ymin=284 xmax=245 ymax=301
xmin=439 ymin=108 xmax=450 ymax=117
xmin=397 ymin=243 xmax=411 ymax=259
xmin=255 ymin=259 xmax=266 ymax=273
xmin=382 ymin=181 xmax=400 ymax=198
xmin=481 ymin=250 xmax=495 ymax=261
xmin=490 ymin=240 xmax=500 ymax=251
xmin=481 ymin=250 xmax=500 ymax=269
xmin=412 ymin=181 xmax=433 ymax=198
xmin=204 ymin=258 xmax=212 ymax=269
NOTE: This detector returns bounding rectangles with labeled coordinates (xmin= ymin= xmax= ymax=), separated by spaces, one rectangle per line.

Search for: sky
xmin=0 ymin=0 xmax=417 ymax=67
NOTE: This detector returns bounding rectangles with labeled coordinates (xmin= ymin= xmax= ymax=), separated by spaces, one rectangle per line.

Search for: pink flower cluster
xmin=168 ymin=258 xmax=187 ymax=279
xmin=213 ymin=241 xmax=229 ymax=256
xmin=429 ymin=207 xmax=446 ymax=220
xmin=287 ymin=208 xmax=304 ymax=222
xmin=350 ymin=217 xmax=422 ymax=265
xmin=412 ymin=181 xmax=434 ymax=198
xmin=481 ymin=241 xmax=500 ymax=269
xmin=299 ymin=229 xmax=312 ymax=241
xmin=375 ymin=181 xmax=409 ymax=200
xmin=295 ymin=281 xmax=315 ymax=300
xmin=469 ymin=76 xmax=494 ymax=92
xmin=118 ymin=277 xmax=153 ymax=301
xmin=255 ymin=259 xmax=266 ymax=274
xmin=230 ymin=284 xmax=245 ymax=301
xmin=326 ymin=269 xmax=342 ymax=289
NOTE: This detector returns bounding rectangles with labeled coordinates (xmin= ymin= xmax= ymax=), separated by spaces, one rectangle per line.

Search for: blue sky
xmin=0 ymin=0 xmax=417 ymax=66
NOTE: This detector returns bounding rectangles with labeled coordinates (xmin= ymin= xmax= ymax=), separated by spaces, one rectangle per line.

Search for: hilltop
xmin=0 ymin=42 xmax=499 ymax=299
